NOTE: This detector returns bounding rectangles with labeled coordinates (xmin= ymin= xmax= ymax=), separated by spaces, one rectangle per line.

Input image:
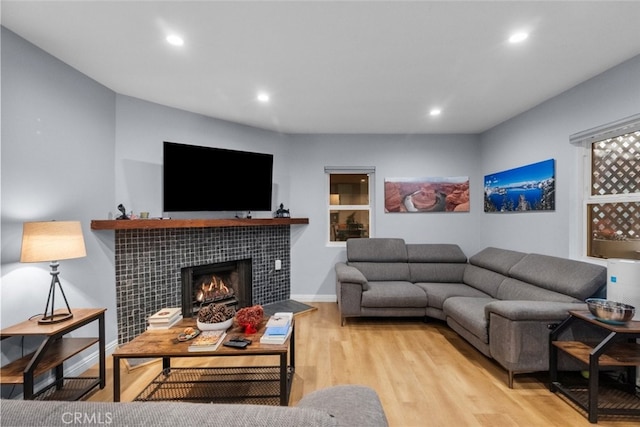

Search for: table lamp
xmin=20 ymin=221 xmax=86 ymax=324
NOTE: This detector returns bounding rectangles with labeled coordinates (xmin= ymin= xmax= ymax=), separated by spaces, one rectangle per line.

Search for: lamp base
xmin=38 ymin=311 xmax=73 ymax=324
xmin=39 ymin=262 xmax=74 ymax=325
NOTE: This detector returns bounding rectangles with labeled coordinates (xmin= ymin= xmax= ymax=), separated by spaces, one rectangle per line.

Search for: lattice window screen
xmin=587 ymin=129 xmax=640 ymax=259
xmin=589 ymin=202 xmax=640 ymax=240
xmin=591 ymin=131 xmax=640 ymax=196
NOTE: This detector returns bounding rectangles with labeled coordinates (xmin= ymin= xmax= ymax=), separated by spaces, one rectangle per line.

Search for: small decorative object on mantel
xmin=274 ymin=203 xmax=290 ymax=218
xmin=196 ymin=303 xmax=235 ymax=331
xmin=235 ymin=304 xmax=264 ymax=334
xmin=116 ymin=204 xmax=130 ymax=220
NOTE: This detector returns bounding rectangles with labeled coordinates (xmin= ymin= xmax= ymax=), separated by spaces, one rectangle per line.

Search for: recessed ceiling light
xmin=508 ymin=32 xmax=528 ymax=43
xmin=166 ymin=35 xmax=184 ymax=46
xmin=257 ymin=93 xmax=270 ymax=103
xmin=429 ymin=109 xmax=442 ymax=116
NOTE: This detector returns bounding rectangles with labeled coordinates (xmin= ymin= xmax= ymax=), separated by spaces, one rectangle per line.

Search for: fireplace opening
xmin=195 ymin=273 xmax=234 ymax=303
xmin=181 ymin=259 xmax=252 ymax=318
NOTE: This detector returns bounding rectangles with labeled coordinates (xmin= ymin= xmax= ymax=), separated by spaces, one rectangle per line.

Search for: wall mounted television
xmin=163 ymin=141 xmax=274 ymax=212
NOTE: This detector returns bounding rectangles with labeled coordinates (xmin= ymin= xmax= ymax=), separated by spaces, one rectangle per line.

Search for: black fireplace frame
xmin=181 ymin=259 xmax=252 ymax=318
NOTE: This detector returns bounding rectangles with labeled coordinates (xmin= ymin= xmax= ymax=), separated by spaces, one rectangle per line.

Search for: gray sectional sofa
xmin=335 ymin=238 xmax=607 ymax=387
xmin=0 ymin=385 xmax=388 ymax=427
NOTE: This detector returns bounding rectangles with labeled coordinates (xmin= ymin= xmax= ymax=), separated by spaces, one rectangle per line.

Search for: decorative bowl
xmin=197 ymin=318 xmax=233 ymax=331
xmin=585 ymin=298 xmax=635 ymax=324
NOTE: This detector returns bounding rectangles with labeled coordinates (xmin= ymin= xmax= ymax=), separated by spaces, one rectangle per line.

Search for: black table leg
xmin=113 ymin=356 xmax=121 ymax=402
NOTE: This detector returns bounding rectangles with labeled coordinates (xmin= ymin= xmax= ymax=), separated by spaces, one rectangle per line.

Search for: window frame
xmin=571 ymin=114 xmax=640 ymax=261
xmin=325 ymin=167 xmax=375 ymax=246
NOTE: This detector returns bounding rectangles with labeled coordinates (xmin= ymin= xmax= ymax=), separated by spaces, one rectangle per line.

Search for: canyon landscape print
xmin=385 ymin=176 xmax=470 ymax=213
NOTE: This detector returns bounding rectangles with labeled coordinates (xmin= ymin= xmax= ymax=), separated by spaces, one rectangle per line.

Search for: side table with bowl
xmin=549 ymin=302 xmax=640 ymax=423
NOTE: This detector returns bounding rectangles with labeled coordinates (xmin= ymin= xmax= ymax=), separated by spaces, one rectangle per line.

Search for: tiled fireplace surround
xmin=114 ymin=225 xmax=291 ymax=343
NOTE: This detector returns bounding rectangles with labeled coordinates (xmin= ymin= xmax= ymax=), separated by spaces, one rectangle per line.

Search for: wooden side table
xmin=549 ymin=310 xmax=640 ymax=423
xmin=0 ymin=308 xmax=106 ymax=400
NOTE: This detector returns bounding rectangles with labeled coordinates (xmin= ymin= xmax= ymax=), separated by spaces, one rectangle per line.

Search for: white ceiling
xmin=2 ymin=1 xmax=640 ymax=134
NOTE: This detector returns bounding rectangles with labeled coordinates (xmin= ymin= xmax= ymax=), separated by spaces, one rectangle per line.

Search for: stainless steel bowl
xmin=585 ymin=298 xmax=635 ymax=324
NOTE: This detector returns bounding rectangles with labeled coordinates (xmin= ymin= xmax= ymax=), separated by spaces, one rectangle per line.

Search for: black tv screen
xmin=163 ymin=141 xmax=274 ymax=212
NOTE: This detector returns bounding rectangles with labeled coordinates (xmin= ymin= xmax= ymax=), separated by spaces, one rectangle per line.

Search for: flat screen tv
xmin=163 ymin=141 xmax=274 ymax=212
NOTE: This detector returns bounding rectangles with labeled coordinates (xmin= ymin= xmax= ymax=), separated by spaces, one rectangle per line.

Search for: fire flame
xmin=196 ymin=275 xmax=231 ymax=302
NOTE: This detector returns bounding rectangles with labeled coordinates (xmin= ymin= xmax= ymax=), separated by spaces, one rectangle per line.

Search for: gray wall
xmin=287 ymin=134 xmax=481 ymax=299
xmin=479 ymin=54 xmax=640 ymax=259
xmin=113 ymin=95 xmax=293 ymax=219
xmin=1 ymin=28 xmax=117 ymax=394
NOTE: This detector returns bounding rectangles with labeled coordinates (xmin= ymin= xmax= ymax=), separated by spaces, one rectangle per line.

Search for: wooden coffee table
xmin=112 ymin=318 xmax=294 ymax=406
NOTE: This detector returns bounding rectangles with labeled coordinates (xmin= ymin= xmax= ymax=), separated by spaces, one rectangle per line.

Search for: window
xmin=326 ymin=167 xmax=374 ymax=243
xmin=571 ymin=114 xmax=640 ymax=260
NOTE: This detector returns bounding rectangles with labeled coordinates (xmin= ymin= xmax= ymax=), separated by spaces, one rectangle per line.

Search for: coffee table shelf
xmin=135 ymin=366 xmax=294 ymax=405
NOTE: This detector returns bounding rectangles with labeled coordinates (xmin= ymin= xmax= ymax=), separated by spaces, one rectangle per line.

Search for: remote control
xmin=223 ymin=340 xmax=249 ymax=349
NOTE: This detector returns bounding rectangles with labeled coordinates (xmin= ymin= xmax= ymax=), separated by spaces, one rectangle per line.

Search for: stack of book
xmin=260 ymin=312 xmax=293 ymax=344
xmin=147 ymin=307 xmax=182 ymax=330
xmin=188 ymin=330 xmax=227 ymax=352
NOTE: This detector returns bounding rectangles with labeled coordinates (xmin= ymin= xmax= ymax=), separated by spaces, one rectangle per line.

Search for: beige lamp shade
xmin=20 ymin=221 xmax=87 ymax=263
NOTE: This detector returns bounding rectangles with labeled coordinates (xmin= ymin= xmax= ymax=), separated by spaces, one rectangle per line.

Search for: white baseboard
xmin=290 ymin=294 xmax=336 ymax=303
xmin=65 ymin=339 xmax=119 ymax=377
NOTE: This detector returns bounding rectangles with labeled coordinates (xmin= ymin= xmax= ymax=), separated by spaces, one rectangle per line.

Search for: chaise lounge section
xmin=335 ymin=238 xmax=607 ymax=386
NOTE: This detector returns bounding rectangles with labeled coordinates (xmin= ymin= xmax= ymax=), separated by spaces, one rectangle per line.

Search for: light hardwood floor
xmin=84 ymin=302 xmax=639 ymax=426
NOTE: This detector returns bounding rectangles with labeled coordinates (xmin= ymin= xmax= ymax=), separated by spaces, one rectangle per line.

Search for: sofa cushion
xmin=347 ymin=238 xmax=407 ymax=262
xmin=468 ymin=247 xmax=527 ymax=275
xmin=508 ymin=253 xmax=606 ymax=300
xmin=361 ymin=281 xmax=428 ymax=308
xmin=414 ymin=282 xmax=490 ymax=309
xmin=406 ymin=244 xmax=467 ymax=283
xmin=409 ymin=263 xmax=466 ymax=283
xmin=442 ymin=297 xmax=496 ymax=344
xmin=406 ymin=244 xmax=467 ymax=263
xmin=496 ymin=278 xmax=580 ymax=303
xmin=349 ymin=262 xmax=411 ymax=282
xmin=462 ymin=264 xmax=507 ymax=297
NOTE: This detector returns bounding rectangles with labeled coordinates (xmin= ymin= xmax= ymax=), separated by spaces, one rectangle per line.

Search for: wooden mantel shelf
xmin=91 ymin=217 xmax=309 ymax=230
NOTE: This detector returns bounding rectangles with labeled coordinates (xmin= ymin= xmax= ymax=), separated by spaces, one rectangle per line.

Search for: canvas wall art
xmin=384 ymin=176 xmax=469 ymax=213
xmin=484 ymin=158 xmax=555 ymax=213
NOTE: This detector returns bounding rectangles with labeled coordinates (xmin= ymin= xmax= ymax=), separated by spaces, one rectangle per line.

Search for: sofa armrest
xmin=484 ymin=300 xmax=587 ymax=321
xmin=335 ymin=263 xmax=367 ymax=319
xmin=297 ymin=385 xmax=389 ymax=427
xmin=335 ymin=262 xmax=368 ymax=289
